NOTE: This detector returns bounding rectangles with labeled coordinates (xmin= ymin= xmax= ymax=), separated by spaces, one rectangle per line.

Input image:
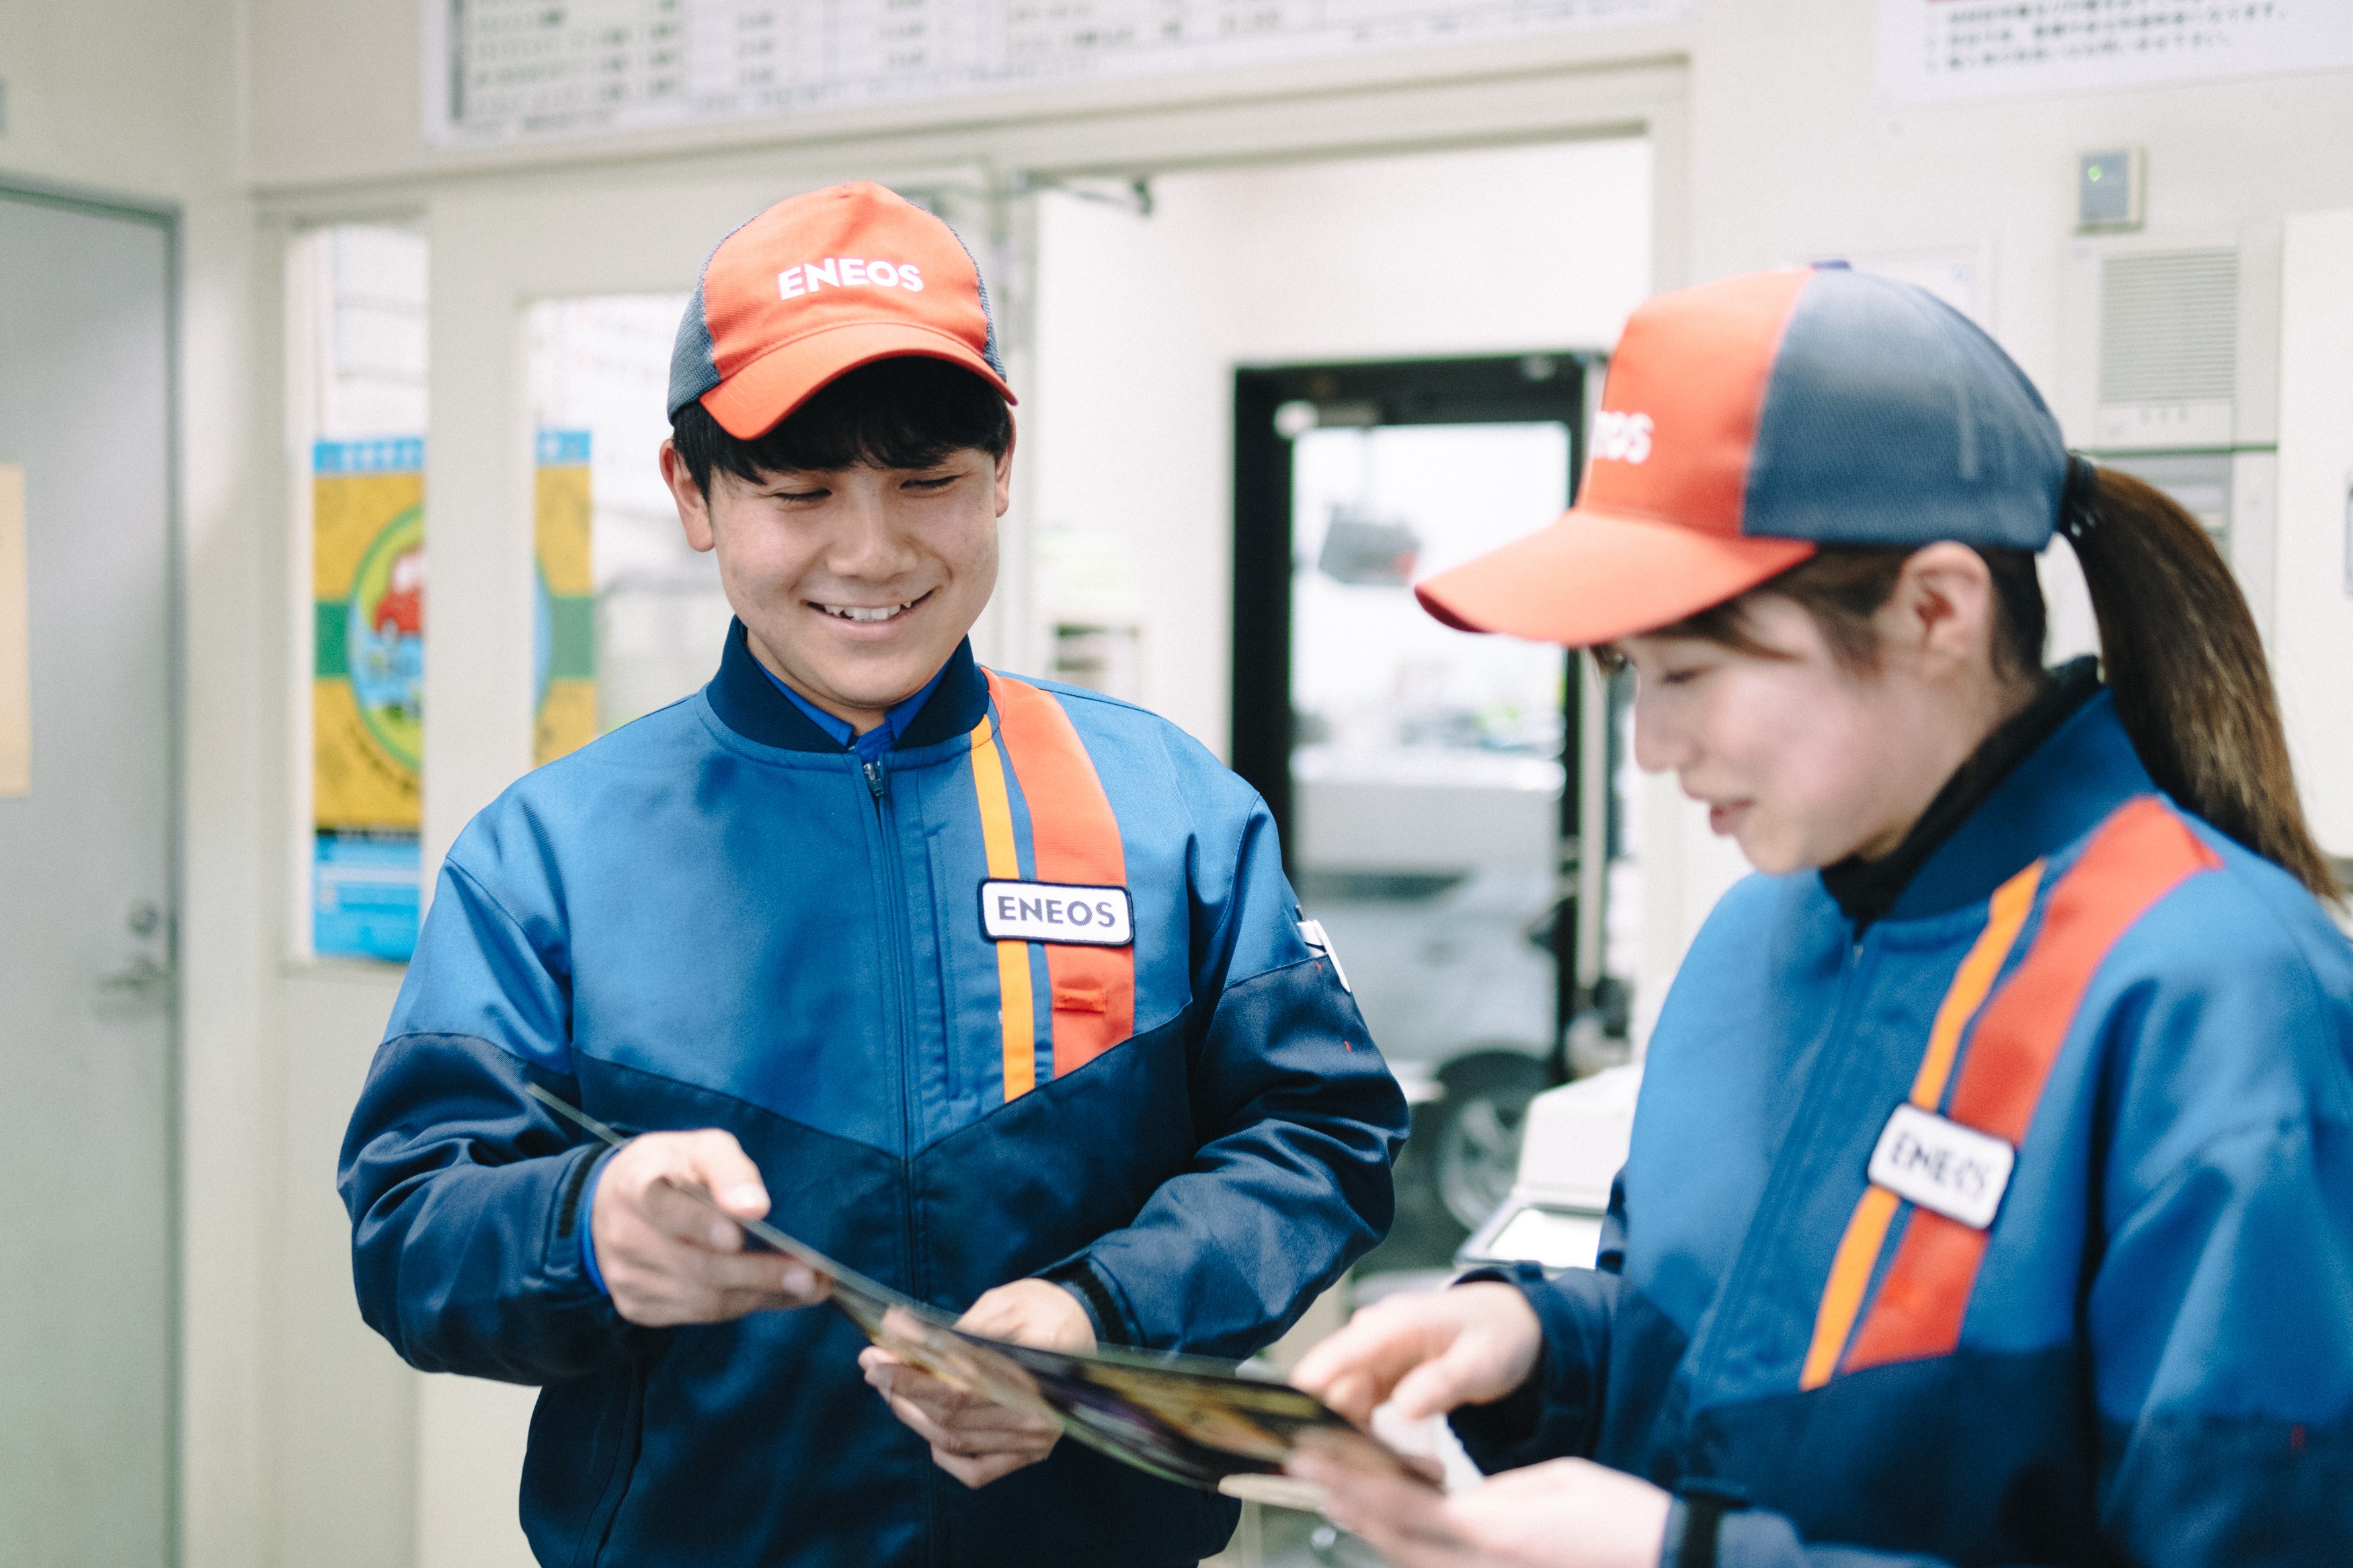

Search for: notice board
xmin=427 ymin=0 xmax=1692 ymax=148
xmin=1878 ymin=0 xmax=2353 ymax=104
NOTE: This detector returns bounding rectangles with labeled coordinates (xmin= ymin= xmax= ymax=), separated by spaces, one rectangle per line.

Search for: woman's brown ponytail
xmin=2065 ymin=460 xmax=2341 ymax=903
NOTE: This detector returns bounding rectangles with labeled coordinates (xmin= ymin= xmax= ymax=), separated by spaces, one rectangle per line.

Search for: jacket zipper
xmin=861 ymin=757 xmax=921 ymax=1295
xmin=1685 ymin=931 xmax=1878 ymax=1410
xmin=862 ymin=753 xmax=940 ymax=1567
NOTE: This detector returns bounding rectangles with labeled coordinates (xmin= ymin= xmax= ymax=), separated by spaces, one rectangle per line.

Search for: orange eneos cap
xmin=667 ymin=181 xmax=1015 ymax=438
xmin=1414 ymin=264 xmax=2069 ymax=647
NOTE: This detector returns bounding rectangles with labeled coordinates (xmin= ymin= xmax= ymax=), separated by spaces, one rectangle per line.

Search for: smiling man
xmin=337 ymin=182 xmax=1406 ymax=1568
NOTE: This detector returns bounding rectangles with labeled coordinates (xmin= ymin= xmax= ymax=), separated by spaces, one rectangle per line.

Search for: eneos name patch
xmin=1868 ymin=1102 xmax=2016 ymax=1231
xmin=980 ymin=880 xmax=1133 ymax=947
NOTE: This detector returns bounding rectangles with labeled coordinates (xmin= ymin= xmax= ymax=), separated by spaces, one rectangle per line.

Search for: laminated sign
xmin=534 ymin=429 xmax=597 ymax=766
xmin=313 ymin=437 xmax=425 ymax=961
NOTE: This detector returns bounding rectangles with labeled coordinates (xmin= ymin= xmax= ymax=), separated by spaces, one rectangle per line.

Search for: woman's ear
xmin=1884 ymin=542 xmax=1998 ymax=672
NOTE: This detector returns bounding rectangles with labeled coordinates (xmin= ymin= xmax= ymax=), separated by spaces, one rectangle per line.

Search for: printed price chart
xmin=427 ymin=0 xmax=1691 ymax=146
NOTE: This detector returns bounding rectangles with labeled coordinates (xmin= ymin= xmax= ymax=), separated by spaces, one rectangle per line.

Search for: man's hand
xmin=588 ymin=1130 xmax=830 ymax=1327
xmin=1287 ymin=1452 xmax=1673 ymax=1568
xmin=1290 ymin=1282 xmax=1543 ymax=1426
xmin=861 ymin=1278 xmax=1096 ymax=1488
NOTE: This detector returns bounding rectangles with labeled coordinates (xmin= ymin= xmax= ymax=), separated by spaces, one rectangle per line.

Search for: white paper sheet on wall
xmin=424 ymin=0 xmax=1693 ymax=149
xmin=1878 ymin=0 xmax=2353 ymax=105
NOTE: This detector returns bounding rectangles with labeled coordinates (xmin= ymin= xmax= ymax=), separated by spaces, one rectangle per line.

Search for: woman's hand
xmin=1290 ymin=1452 xmax=1673 ymax=1568
xmin=861 ymin=1279 xmax=1094 ymax=1488
xmin=1291 ymin=1282 xmax=1544 ymax=1425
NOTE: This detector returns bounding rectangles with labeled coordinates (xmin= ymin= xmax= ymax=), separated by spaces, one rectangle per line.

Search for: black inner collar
xmin=1820 ymin=656 xmax=2102 ymax=934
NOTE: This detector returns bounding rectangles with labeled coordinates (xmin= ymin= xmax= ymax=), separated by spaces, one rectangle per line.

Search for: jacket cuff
xmin=568 ymin=1145 xmax=617 ymax=1296
xmin=542 ymin=1142 xmax=617 ymax=1303
xmin=1037 ymin=1255 xmax=1133 ymax=1346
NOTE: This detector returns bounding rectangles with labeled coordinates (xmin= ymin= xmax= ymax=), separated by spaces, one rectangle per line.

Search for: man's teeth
xmin=822 ymin=601 xmax=916 ymax=622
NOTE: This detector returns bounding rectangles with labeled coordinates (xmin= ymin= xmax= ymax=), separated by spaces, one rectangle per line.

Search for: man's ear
xmin=1890 ymin=542 xmax=1996 ymax=668
xmin=992 ymin=426 xmax=1016 ymax=520
xmin=660 ymin=438 xmax=717 ymax=554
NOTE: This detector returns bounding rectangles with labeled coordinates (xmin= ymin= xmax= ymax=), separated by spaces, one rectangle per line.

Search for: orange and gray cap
xmin=667 ymin=181 xmax=1015 ymax=438
xmin=1415 ymin=265 xmax=2069 ymax=647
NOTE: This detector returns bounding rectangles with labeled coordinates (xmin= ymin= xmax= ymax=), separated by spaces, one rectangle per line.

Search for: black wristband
xmin=1674 ymin=1482 xmax=1748 ymax=1568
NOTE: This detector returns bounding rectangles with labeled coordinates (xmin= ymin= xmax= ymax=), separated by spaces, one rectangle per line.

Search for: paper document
xmin=524 ymin=1083 xmax=1425 ymax=1509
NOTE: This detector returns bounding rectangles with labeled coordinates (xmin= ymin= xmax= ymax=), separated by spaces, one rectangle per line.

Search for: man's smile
xmin=812 ymin=589 xmax=935 ymax=625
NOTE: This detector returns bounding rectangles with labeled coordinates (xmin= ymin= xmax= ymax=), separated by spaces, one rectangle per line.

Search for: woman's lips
xmin=1708 ymin=800 xmax=1752 ymax=837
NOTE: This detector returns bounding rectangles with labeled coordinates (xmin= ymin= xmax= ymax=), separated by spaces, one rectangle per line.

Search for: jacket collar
xmin=1850 ymin=680 xmax=2155 ymax=927
xmin=703 ymin=618 xmax=988 ymax=754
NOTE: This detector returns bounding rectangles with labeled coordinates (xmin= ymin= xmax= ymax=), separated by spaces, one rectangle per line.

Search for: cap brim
xmin=1416 ymin=506 xmax=1816 ymax=647
xmin=701 ymin=320 xmax=1017 ymax=440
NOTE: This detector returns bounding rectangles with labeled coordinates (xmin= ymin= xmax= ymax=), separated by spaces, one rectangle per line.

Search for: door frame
xmin=1231 ymin=352 xmax=1606 ymax=1076
xmin=0 ymin=169 xmax=186 ymax=1566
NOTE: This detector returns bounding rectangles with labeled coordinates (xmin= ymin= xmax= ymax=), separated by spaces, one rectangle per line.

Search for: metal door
xmin=0 ymin=181 xmax=178 ymax=1565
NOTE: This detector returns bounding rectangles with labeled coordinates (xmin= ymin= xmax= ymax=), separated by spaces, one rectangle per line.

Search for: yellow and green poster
xmin=313 ymin=436 xmax=424 ymax=961
xmin=534 ymin=430 xmax=596 ymax=767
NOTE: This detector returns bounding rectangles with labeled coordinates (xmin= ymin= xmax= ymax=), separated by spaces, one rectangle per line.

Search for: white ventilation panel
xmin=2061 ymin=225 xmax=2281 ymax=452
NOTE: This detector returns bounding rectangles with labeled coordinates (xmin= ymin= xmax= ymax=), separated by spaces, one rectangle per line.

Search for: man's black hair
xmin=672 ymin=356 xmax=1012 ymax=494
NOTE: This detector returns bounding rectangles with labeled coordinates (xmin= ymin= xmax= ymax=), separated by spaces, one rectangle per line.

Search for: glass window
xmin=294 ymin=225 xmax=428 ymax=962
xmin=1289 ymin=421 xmax=1570 ymax=1071
xmin=1289 ymin=419 xmax=1572 ymax=1236
xmin=526 ymin=294 xmax=733 ymax=737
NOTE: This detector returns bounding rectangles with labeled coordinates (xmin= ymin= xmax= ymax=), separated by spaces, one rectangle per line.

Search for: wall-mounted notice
xmin=313 ymin=437 xmax=425 ymax=962
xmin=1879 ymin=0 xmax=2353 ymax=104
xmin=534 ymin=429 xmax=598 ymax=768
xmin=0 ymin=463 xmax=26 ymax=798
xmin=427 ymin=0 xmax=1692 ymax=149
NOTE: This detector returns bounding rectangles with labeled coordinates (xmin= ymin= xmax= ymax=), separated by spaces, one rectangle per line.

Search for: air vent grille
xmin=2099 ymin=249 xmax=2237 ymax=407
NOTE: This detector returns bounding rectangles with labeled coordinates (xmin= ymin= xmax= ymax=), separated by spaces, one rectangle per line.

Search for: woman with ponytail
xmin=1287 ymin=267 xmax=2353 ymax=1567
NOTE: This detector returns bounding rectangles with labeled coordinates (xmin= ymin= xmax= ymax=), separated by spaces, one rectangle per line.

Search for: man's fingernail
xmin=782 ymin=1265 xmax=813 ymax=1294
xmin=722 ymin=1183 xmax=764 ymax=1208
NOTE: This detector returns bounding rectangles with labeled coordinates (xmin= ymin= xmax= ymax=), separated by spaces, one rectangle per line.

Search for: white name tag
xmin=1297 ymin=919 xmax=1351 ymax=993
xmin=979 ymin=880 xmax=1133 ymax=947
xmin=1868 ymin=1103 xmax=2016 ymax=1231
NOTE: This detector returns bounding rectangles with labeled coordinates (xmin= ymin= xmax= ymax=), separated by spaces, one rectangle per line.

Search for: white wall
xmin=1031 ymin=138 xmax=1654 ymax=752
xmin=2274 ymin=210 xmax=2353 ymax=858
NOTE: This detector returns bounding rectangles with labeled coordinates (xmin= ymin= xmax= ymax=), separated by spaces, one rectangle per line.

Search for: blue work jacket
xmin=1455 ymin=690 xmax=2353 ymax=1565
xmin=338 ymin=626 xmax=1406 ymax=1568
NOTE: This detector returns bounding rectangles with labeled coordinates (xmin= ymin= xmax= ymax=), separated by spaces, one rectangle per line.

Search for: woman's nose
xmin=1630 ymin=688 xmax=1685 ymax=774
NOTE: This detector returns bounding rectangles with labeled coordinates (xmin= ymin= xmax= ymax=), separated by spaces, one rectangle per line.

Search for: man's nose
xmin=828 ymin=491 xmax=916 ymax=577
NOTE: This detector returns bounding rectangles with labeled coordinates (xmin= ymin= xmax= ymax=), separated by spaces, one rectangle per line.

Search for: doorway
xmin=1233 ymin=354 xmax=1628 ymax=1264
xmin=1026 ymin=135 xmax=1652 ymax=1266
xmin=0 ymin=178 xmax=179 ymax=1563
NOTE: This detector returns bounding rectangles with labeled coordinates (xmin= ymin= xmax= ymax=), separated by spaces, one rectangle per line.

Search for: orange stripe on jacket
xmin=1796 ymin=860 xmax=2044 ymax=1390
xmin=985 ymin=673 xmax=1136 ymax=1077
xmin=967 ymin=714 xmax=1039 ymax=1100
xmin=1842 ymin=797 xmax=2221 ymax=1375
